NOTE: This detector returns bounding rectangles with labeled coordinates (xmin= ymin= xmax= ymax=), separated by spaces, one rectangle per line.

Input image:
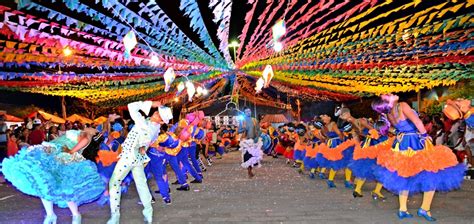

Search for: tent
xmin=0 ymin=112 xmax=23 ymax=128
xmin=27 ymin=111 xmax=66 ymax=124
xmin=4 ymin=114 xmax=22 ymax=122
xmin=66 ymin=114 xmax=93 ymax=124
xmin=93 ymin=116 xmax=108 ymax=124
xmin=261 ymin=114 xmax=289 ymax=124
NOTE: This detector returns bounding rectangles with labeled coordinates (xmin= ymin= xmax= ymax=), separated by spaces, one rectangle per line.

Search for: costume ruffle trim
xmin=353 ymin=137 xmax=394 ymax=160
xmin=376 ymin=143 xmax=461 ymax=177
xmin=240 ymin=139 xmax=263 ymax=168
xmin=318 ymin=139 xmax=357 ymax=161
xmin=96 ymin=150 xmax=120 ymax=166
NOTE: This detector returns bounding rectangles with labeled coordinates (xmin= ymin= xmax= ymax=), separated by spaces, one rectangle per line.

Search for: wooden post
xmin=296 ymin=99 xmax=301 ymax=122
xmin=61 ymin=96 xmax=67 ymax=119
xmin=417 ymin=90 xmax=422 ymax=112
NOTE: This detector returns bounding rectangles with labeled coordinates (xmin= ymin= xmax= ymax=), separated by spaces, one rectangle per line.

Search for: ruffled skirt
xmin=375 ymin=142 xmax=465 ymax=194
xmin=241 ymin=139 xmax=263 ymax=168
xmin=348 ymin=136 xmax=393 ymax=181
xmin=303 ymin=156 xmax=318 ymax=170
xmin=274 ymin=144 xmax=286 ymax=155
xmin=293 ymin=150 xmax=305 ymax=162
xmin=316 ymin=139 xmax=356 ymax=171
xmin=2 ymin=146 xmax=105 ymax=208
xmin=96 ymin=150 xmax=120 ymax=179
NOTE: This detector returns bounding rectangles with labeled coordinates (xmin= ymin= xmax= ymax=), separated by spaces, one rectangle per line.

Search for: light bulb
xmin=63 ymin=47 xmax=73 ymax=56
xmin=274 ymin=42 xmax=283 ymax=52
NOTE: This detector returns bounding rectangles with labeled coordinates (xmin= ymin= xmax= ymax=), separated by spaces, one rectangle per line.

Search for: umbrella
xmin=66 ymin=114 xmax=93 ymax=124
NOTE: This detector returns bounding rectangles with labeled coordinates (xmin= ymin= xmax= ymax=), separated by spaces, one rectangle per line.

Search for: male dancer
xmin=107 ymin=100 xmax=172 ymax=224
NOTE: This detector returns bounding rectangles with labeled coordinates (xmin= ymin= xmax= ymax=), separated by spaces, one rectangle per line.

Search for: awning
xmin=66 ymin=114 xmax=93 ymax=124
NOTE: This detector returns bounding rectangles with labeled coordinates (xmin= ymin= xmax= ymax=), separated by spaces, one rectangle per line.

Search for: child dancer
xmin=372 ymin=94 xmax=464 ymax=221
xmin=240 ymin=138 xmax=264 ymax=178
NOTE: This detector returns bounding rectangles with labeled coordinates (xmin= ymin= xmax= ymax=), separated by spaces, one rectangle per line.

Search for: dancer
xmin=304 ymin=121 xmax=324 ymax=179
xmin=175 ymin=116 xmax=203 ymax=184
xmin=95 ymin=116 xmax=123 ymax=206
xmin=2 ymin=128 xmax=105 ymax=224
xmin=107 ymin=100 xmax=172 ymax=224
xmin=239 ymin=107 xmax=262 ymax=177
xmin=294 ymin=123 xmax=308 ymax=173
xmin=259 ymin=122 xmax=273 ymax=155
xmin=185 ymin=111 xmax=205 ymax=178
xmin=340 ymin=108 xmax=391 ymax=199
xmin=148 ymin=123 xmax=183 ymax=204
xmin=372 ymin=94 xmax=464 ymax=221
xmin=268 ymin=124 xmax=279 ymax=158
xmin=240 ymin=138 xmax=264 ymax=178
xmin=283 ymin=123 xmax=296 ymax=166
xmin=164 ymin=121 xmax=191 ymax=191
xmin=316 ymin=113 xmax=356 ymax=189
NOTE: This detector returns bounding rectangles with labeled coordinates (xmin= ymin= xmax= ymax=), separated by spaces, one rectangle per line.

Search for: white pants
xmin=109 ymin=158 xmax=152 ymax=220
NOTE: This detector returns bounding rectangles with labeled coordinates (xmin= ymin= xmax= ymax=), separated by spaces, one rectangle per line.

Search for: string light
xmin=63 ymin=47 xmax=73 ymax=56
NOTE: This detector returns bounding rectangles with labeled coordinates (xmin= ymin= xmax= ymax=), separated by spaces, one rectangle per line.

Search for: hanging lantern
xmin=255 ymin=77 xmax=264 ymax=93
xmin=186 ymin=81 xmax=195 ymax=102
xmin=262 ymin=65 xmax=274 ymax=88
xmin=150 ymin=55 xmax=159 ymax=66
xmin=176 ymin=82 xmax=185 ymax=95
xmin=272 ymin=19 xmax=286 ymax=42
xmin=273 ymin=41 xmax=283 ymax=52
xmin=122 ymin=30 xmax=137 ymax=59
xmin=196 ymin=86 xmax=204 ymax=96
xmin=163 ymin=68 xmax=176 ymax=92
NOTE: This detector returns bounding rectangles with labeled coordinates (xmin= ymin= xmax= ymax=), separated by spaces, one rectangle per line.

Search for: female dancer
xmin=316 ymin=113 xmax=355 ymax=189
xmin=240 ymin=138 xmax=264 ymax=178
xmin=340 ymin=108 xmax=391 ymax=199
xmin=372 ymin=94 xmax=464 ymax=221
xmin=304 ymin=121 xmax=324 ymax=178
xmin=283 ymin=123 xmax=297 ymax=167
xmin=2 ymin=128 xmax=105 ymax=224
xmin=294 ymin=124 xmax=308 ymax=173
xmin=259 ymin=122 xmax=273 ymax=155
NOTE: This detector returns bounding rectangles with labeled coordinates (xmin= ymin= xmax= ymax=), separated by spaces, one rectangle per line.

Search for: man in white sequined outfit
xmin=107 ymin=100 xmax=172 ymax=224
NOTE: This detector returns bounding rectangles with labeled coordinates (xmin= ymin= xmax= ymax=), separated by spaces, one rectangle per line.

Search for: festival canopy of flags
xmin=0 ymin=0 xmax=472 ymax=107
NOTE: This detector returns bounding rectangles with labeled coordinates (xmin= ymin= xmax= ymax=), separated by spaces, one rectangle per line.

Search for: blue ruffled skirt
xmin=2 ymin=146 xmax=105 ymax=208
xmin=374 ymin=164 xmax=465 ymax=195
xmin=316 ymin=146 xmax=354 ymax=171
xmin=303 ymin=156 xmax=318 ymax=170
xmin=348 ymin=158 xmax=377 ymax=181
xmin=294 ymin=150 xmax=305 ymax=162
